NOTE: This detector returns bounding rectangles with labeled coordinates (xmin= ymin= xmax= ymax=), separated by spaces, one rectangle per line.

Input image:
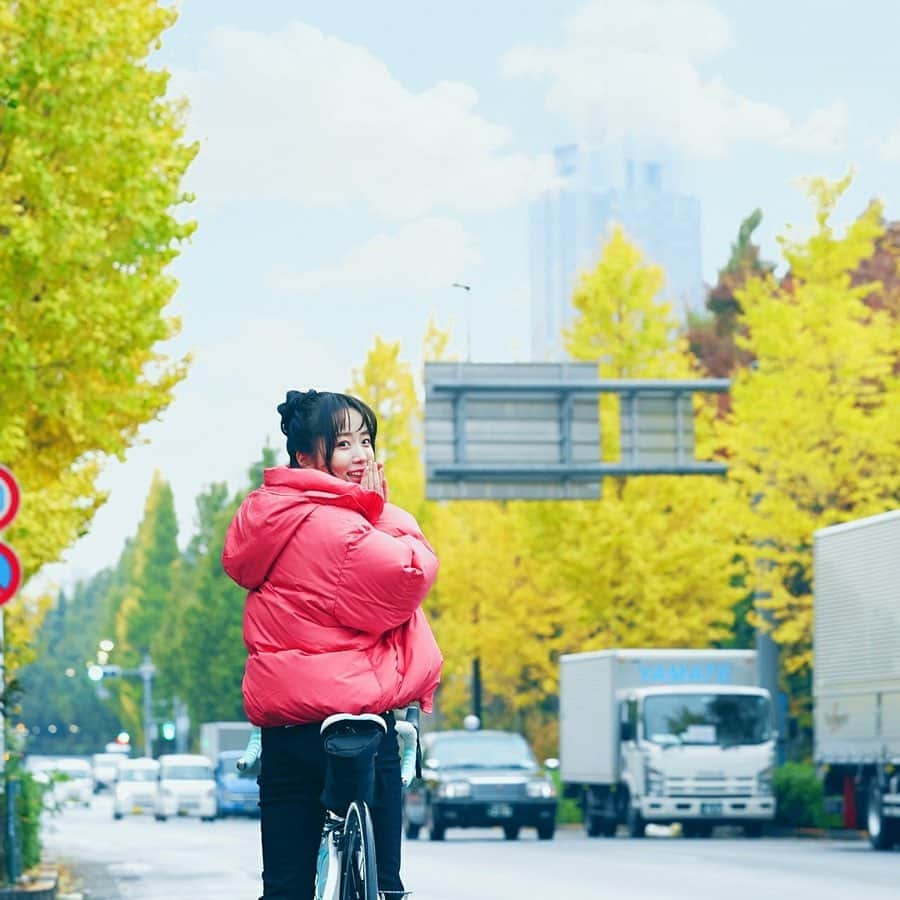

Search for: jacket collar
xmin=263 ymin=467 xmax=384 ymax=522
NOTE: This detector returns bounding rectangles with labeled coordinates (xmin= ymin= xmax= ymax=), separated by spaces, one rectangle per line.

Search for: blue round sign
xmin=0 ymin=543 xmax=21 ymax=605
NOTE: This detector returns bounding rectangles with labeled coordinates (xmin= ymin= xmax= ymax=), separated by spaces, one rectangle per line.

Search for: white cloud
xmin=172 ymin=22 xmax=555 ymax=218
xmin=272 ymin=218 xmax=481 ymax=293
xmin=501 ymin=0 xmax=847 ymax=158
xmin=876 ymin=122 xmax=900 ymax=162
xmin=38 ymin=320 xmax=349 ymax=584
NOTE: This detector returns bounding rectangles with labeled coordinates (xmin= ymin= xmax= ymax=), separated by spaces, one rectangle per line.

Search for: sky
xmin=35 ymin=0 xmax=900 ymax=592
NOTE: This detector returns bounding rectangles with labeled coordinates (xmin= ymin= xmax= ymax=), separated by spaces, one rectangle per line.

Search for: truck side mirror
xmin=620 ymin=721 xmax=635 ymax=742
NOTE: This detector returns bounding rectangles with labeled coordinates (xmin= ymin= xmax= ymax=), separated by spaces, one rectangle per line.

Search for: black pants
xmin=257 ymin=714 xmax=404 ymax=898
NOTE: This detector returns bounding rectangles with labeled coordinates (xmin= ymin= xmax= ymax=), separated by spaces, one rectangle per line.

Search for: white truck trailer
xmin=199 ymin=721 xmax=254 ymax=762
xmin=814 ymin=509 xmax=900 ymax=850
xmin=560 ymin=649 xmax=776 ymax=838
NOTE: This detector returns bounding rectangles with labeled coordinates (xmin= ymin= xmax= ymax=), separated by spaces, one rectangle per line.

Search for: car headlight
xmin=526 ymin=780 xmax=556 ymax=799
xmin=437 ymin=780 xmax=471 ymax=799
xmin=645 ymin=766 xmax=665 ymax=796
xmin=757 ymin=766 xmax=774 ymax=796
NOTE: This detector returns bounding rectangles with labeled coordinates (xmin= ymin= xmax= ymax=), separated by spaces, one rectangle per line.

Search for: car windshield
xmin=161 ymin=765 xmax=211 ymax=780
xmin=93 ymin=755 xmax=122 ymax=766
xmin=56 ymin=763 xmax=91 ymax=778
xmin=120 ymin=768 xmax=157 ymax=783
xmin=643 ymin=693 xmax=772 ymax=746
xmin=428 ymin=734 xmax=537 ymax=770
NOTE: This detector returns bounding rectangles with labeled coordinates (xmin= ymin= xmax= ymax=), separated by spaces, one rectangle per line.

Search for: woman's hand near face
xmin=360 ymin=459 xmax=386 ymax=499
xmin=378 ymin=461 xmax=389 ymax=502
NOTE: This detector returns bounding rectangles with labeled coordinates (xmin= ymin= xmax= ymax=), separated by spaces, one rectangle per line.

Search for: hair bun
xmin=277 ymin=389 xmax=318 ymax=435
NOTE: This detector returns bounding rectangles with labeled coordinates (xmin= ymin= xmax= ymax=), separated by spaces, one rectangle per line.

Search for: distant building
xmin=530 ymin=143 xmax=703 ymax=360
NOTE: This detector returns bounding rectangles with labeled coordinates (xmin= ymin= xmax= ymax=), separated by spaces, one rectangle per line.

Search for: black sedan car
xmin=403 ymin=729 xmax=557 ymax=841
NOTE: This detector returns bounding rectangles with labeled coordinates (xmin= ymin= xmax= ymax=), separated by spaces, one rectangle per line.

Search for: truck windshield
xmin=643 ymin=694 xmax=772 ymax=746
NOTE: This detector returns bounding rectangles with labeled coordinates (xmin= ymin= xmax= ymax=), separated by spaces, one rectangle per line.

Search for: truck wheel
xmin=743 ymin=821 xmax=764 ymax=838
xmin=867 ymin=780 xmax=898 ymax=850
xmin=585 ymin=814 xmax=602 ymax=837
xmin=537 ymin=823 xmax=555 ymax=840
xmin=503 ymin=824 xmax=520 ymax=840
xmin=626 ymin=802 xmax=646 ymax=838
xmin=683 ymin=822 xmax=713 ymax=838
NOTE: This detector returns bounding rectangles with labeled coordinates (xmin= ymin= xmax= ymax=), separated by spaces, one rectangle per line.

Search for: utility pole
xmin=139 ymin=655 xmax=156 ymax=759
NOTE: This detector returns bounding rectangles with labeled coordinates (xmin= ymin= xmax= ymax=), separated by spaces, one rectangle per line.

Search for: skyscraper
xmin=530 ymin=143 xmax=703 ymax=360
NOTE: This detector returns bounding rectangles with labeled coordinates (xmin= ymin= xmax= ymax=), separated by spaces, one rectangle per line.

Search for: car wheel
xmin=155 ymin=814 xmax=167 ymax=822
xmin=404 ymin=821 xmax=421 ymax=840
xmin=537 ymin=823 xmax=555 ymax=841
xmin=113 ymin=812 xmax=123 ymax=820
xmin=503 ymin=824 xmax=520 ymax=841
xmin=427 ymin=805 xmax=445 ymax=842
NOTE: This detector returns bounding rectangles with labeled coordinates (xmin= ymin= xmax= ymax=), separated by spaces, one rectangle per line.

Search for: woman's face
xmin=323 ymin=407 xmax=375 ymax=483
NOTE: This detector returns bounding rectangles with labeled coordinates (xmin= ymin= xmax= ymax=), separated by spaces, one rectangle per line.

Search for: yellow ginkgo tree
xmin=558 ymin=225 xmax=746 ymax=654
xmin=0 ymin=0 xmax=197 ymax=581
xmin=719 ymin=175 xmax=900 ymax=682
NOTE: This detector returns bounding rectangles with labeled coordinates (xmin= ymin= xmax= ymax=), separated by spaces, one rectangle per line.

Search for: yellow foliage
xmin=0 ymin=0 xmax=196 ymax=581
xmin=718 ymin=175 xmax=900 ymax=676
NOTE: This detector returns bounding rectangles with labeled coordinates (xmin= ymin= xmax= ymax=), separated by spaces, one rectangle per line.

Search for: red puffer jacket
xmin=222 ymin=467 xmax=443 ymax=726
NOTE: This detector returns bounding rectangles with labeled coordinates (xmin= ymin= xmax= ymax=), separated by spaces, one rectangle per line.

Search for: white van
xmin=50 ymin=758 xmax=94 ymax=807
xmin=154 ymin=753 xmax=216 ymax=821
xmin=113 ymin=758 xmax=159 ymax=819
xmin=92 ymin=752 xmax=125 ymax=793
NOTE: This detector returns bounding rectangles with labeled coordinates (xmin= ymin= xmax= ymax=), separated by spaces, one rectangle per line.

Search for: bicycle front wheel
xmin=341 ymin=801 xmax=378 ymax=900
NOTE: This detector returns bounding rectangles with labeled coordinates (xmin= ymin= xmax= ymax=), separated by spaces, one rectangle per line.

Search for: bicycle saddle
xmin=320 ymin=713 xmax=388 ymax=735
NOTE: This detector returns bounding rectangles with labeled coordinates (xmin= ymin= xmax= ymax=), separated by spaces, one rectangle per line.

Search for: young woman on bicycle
xmin=223 ymin=389 xmax=443 ymax=899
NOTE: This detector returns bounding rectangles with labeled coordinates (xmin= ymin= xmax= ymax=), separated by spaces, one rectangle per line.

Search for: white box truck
xmin=560 ymin=649 xmax=776 ymax=838
xmin=199 ymin=721 xmax=254 ymax=762
xmin=814 ymin=509 xmax=900 ymax=850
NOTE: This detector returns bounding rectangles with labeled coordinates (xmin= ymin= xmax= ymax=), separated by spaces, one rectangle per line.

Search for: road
xmin=43 ymin=795 xmax=899 ymax=900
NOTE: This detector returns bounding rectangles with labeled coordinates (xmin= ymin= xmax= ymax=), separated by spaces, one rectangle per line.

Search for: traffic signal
xmin=88 ymin=664 xmax=122 ymax=682
xmin=161 ymin=721 xmax=176 ymax=741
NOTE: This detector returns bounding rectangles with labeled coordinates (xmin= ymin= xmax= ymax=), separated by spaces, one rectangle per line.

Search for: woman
xmin=222 ymin=389 xmax=443 ymax=899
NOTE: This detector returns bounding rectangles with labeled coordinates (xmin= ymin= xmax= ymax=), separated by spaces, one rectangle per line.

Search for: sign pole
xmin=0 ymin=466 xmax=22 ymax=885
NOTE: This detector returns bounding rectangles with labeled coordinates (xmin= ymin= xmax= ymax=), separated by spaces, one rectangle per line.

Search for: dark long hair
xmin=277 ymin=390 xmax=378 ymax=473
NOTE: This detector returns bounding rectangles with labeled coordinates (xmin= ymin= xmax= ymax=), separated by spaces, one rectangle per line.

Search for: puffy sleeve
xmin=332 ymin=512 xmax=439 ymax=634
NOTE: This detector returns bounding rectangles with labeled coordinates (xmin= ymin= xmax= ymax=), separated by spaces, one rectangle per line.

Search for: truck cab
xmin=618 ymin=685 xmax=776 ymax=837
xmin=559 ymin=648 xmax=777 ymax=838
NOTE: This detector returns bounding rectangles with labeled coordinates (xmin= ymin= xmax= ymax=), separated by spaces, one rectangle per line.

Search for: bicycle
xmin=237 ymin=709 xmax=419 ymax=900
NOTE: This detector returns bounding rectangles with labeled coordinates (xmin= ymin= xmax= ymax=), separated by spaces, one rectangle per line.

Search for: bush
xmin=548 ymin=769 xmax=582 ymax=824
xmin=0 ymin=766 xmax=47 ymax=882
xmin=773 ymin=762 xmax=830 ymax=828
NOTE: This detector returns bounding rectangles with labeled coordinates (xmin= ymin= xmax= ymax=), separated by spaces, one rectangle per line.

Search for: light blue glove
xmin=395 ymin=720 xmax=418 ymax=786
xmin=236 ymin=726 xmax=262 ymax=771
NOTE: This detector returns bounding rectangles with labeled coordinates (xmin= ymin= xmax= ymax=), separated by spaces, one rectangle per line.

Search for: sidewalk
xmin=42 ymin=858 xmax=122 ymax=900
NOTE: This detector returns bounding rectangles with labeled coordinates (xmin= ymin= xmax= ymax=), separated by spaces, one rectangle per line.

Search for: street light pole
xmin=451 ymin=282 xmax=472 ymax=362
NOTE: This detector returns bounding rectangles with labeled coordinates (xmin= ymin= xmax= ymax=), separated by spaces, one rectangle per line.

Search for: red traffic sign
xmin=0 ymin=466 xmax=21 ymax=530
xmin=0 ymin=542 xmax=21 ymax=606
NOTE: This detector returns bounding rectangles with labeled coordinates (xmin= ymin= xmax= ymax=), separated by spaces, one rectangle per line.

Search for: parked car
xmin=214 ymin=750 xmax=260 ymax=818
xmin=404 ymin=729 xmax=557 ymax=841
xmin=48 ymin=758 xmax=94 ymax=807
xmin=153 ymin=753 xmax=216 ymax=822
xmin=92 ymin=752 xmax=125 ymax=793
xmin=113 ymin=758 xmax=160 ymax=819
